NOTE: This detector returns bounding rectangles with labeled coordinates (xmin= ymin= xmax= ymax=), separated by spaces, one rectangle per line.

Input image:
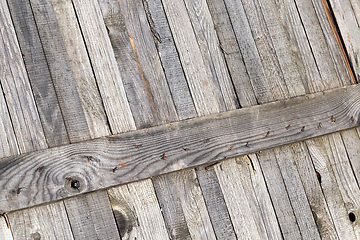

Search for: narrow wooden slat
xmin=72 ymin=0 xmax=136 ymax=134
xmin=0 ymin=84 xmax=358 ymax=212
xmin=291 ymin=142 xmax=339 ymax=240
xmin=195 ymin=167 xmax=236 ymax=239
xmin=329 ymin=0 xmax=360 ymax=81
xmin=0 ymin=216 xmax=12 ymax=240
xmin=307 ymin=137 xmax=358 ymax=239
xmin=50 ymin=0 xmax=110 ymax=139
xmin=7 ymin=202 xmax=74 ymax=239
xmin=30 ymin=0 xmax=92 ymax=143
xmin=214 ymin=158 xmax=267 ymax=239
xmin=64 ymin=191 xmax=120 ymax=239
xmin=118 ymin=0 xmax=179 ymax=125
xmin=97 ymin=0 xmax=157 ymax=128
xmin=161 ymin=0 xmax=224 ymax=115
xmin=206 ymin=0 xmax=257 ymax=108
xmin=7 ymin=0 xmax=69 ymax=147
xmin=108 ymin=179 xmax=169 ymax=239
xmin=183 ymin=0 xmax=239 ymax=111
xmin=0 ymin=0 xmax=47 ymax=153
xmin=144 ymin=0 xmax=197 ymax=120
xmin=341 ymin=127 xmax=360 ymax=184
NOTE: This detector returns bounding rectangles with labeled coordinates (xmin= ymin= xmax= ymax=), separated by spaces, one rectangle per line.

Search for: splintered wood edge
xmin=0 ymin=84 xmax=359 ymax=213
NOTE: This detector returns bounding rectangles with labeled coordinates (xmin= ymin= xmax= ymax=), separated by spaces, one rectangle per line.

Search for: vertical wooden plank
xmin=183 ymin=0 xmax=239 ymax=111
xmin=118 ymin=0 xmax=178 ymax=125
xmin=205 ymin=0 xmax=257 ymax=108
xmin=65 ymin=191 xmax=120 ymax=240
xmin=0 ymin=0 xmax=47 ymax=153
xmin=0 ymin=216 xmax=13 ymax=240
xmin=341 ymin=128 xmax=360 ymax=185
xmin=307 ymin=137 xmax=358 ymax=239
xmin=98 ymin=0 xmax=158 ymax=128
xmin=72 ymin=0 xmax=136 ymax=134
xmin=7 ymin=0 xmax=69 ymax=147
xmin=143 ymin=0 xmax=197 ymax=120
xmin=50 ymin=0 xmax=110 ymax=138
xmin=29 ymin=0 xmax=91 ymax=143
xmin=291 ymin=142 xmax=339 ymax=240
xmin=7 ymin=202 xmax=74 ymax=240
xmin=108 ymin=180 xmax=169 ymax=240
xmin=161 ymin=0 xmax=225 ymax=115
xmin=329 ymin=0 xmax=360 ymax=81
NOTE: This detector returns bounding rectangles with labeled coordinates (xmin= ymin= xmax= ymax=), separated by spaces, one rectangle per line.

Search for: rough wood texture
xmin=118 ymin=0 xmax=179 ymax=125
xmin=64 ymin=191 xmax=120 ymax=240
xmin=108 ymin=179 xmax=169 ymax=239
xmin=206 ymin=0 xmax=257 ymax=108
xmin=0 ymin=84 xmax=358 ymax=212
xmin=7 ymin=202 xmax=74 ymax=239
xmin=72 ymin=0 xmax=136 ymax=134
xmin=0 ymin=216 xmax=13 ymax=240
xmin=7 ymin=0 xmax=69 ymax=147
xmin=0 ymin=0 xmax=47 ymax=153
xmin=50 ymin=0 xmax=110 ymax=139
xmin=144 ymin=0 xmax=197 ymax=120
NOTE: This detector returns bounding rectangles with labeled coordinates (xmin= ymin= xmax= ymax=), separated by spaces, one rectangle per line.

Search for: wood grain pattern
xmin=72 ymin=0 xmax=136 ymax=134
xmin=161 ymin=0 xmax=225 ymax=115
xmin=50 ymin=0 xmax=110 ymax=139
xmin=144 ymin=0 xmax=197 ymax=120
xmin=0 ymin=84 xmax=358 ymax=212
xmin=0 ymin=0 xmax=47 ymax=153
xmin=7 ymin=0 xmax=69 ymax=147
xmin=307 ymin=137 xmax=358 ymax=239
xmin=7 ymin=202 xmax=74 ymax=240
xmin=206 ymin=0 xmax=257 ymax=108
xmin=108 ymin=179 xmax=169 ymax=239
xmin=64 ymin=191 xmax=120 ymax=239
xmin=183 ymin=0 xmax=238 ymax=111
xmin=0 ymin=216 xmax=12 ymax=240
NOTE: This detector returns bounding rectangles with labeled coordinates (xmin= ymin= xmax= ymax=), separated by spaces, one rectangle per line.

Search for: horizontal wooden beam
xmin=1 ymin=84 xmax=360 ymax=213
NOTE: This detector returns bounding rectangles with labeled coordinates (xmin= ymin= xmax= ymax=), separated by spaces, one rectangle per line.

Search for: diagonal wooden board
xmin=0 ymin=83 xmax=359 ymax=213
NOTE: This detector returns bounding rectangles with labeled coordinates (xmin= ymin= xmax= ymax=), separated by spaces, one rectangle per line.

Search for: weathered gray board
xmin=0 ymin=83 xmax=359 ymax=213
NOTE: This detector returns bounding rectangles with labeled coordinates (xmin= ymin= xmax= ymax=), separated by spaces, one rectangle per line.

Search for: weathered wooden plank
xmin=154 ymin=170 xmax=216 ymax=240
xmin=195 ymin=166 xmax=236 ymax=239
xmin=29 ymin=0 xmax=91 ymax=143
xmin=214 ymin=158 xmax=267 ymax=239
xmin=50 ymin=0 xmax=110 ymax=139
xmin=206 ymin=0 xmax=257 ymax=108
xmin=0 ymin=84 xmax=358 ymax=212
xmin=64 ymin=191 xmax=120 ymax=240
xmin=72 ymin=0 xmax=136 ymax=134
xmin=183 ymin=0 xmax=239 ymax=111
xmin=161 ymin=0 xmax=225 ymax=115
xmin=0 ymin=216 xmax=13 ymax=240
xmin=341 ymin=127 xmax=360 ymax=185
xmin=291 ymin=142 xmax=339 ymax=240
xmin=307 ymin=137 xmax=358 ymax=239
xmin=108 ymin=179 xmax=169 ymax=239
xmin=329 ymin=0 xmax=360 ymax=81
xmin=97 ymin=0 xmax=156 ymax=128
xmin=7 ymin=202 xmax=74 ymax=239
xmin=118 ymin=0 xmax=178 ymax=125
xmin=7 ymin=0 xmax=69 ymax=147
xmin=143 ymin=0 xmax=197 ymax=120
xmin=0 ymin=0 xmax=47 ymax=152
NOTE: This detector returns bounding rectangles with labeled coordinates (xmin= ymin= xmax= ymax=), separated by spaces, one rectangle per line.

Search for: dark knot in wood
xmin=64 ymin=176 xmax=85 ymax=194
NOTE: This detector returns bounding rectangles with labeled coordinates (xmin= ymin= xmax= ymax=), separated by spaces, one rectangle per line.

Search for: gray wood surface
xmin=72 ymin=0 xmax=136 ymax=134
xmin=144 ymin=0 xmax=197 ymax=120
xmin=0 ymin=0 xmax=47 ymax=153
xmin=7 ymin=202 xmax=74 ymax=240
xmin=64 ymin=191 xmax=121 ymax=239
xmin=29 ymin=0 xmax=92 ymax=143
xmin=7 ymin=0 xmax=69 ymax=148
xmin=0 ymin=84 xmax=359 ymax=212
xmin=0 ymin=216 xmax=12 ymax=240
xmin=108 ymin=179 xmax=169 ymax=240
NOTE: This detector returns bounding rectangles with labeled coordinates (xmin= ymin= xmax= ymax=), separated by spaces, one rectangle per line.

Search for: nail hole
xmin=349 ymin=212 xmax=356 ymax=222
xmin=71 ymin=180 xmax=80 ymax=189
